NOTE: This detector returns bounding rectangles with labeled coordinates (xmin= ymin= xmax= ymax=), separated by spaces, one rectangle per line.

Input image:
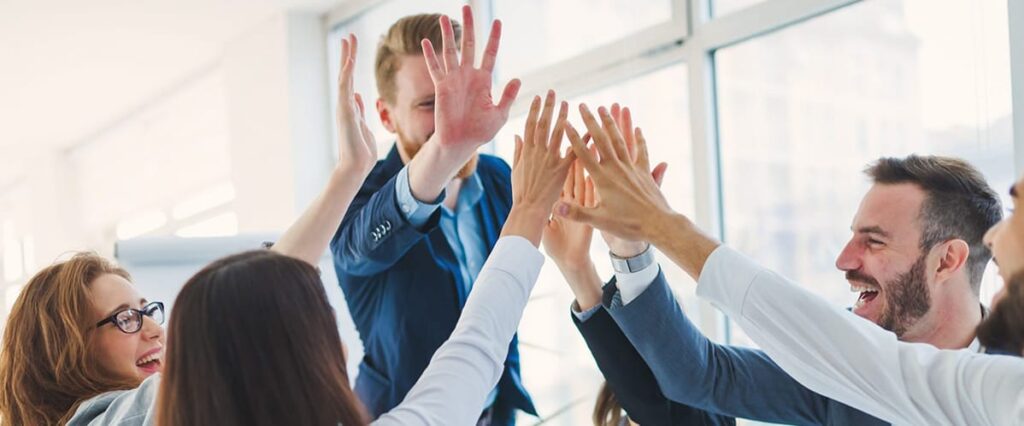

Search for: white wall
xmin=2 ymin=9 xmax=338 ymax=325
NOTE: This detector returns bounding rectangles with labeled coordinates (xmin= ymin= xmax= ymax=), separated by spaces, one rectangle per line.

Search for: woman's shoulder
xmin=67 ymin=374 xmax=160 ymax=426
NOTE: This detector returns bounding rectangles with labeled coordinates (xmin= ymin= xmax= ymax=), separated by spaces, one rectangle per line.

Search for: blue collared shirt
xmin=394 ymin=164 xmax=497 ymax=407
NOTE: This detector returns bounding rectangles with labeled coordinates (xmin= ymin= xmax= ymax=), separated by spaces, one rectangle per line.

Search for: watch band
xmin=609 ymin=244 xmax=655 ymax=273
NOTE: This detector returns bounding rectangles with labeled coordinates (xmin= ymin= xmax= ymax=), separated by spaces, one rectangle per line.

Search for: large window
xmin=492 ymin=0 xmax=673 ymax=80
xmin=716 ymin=0 xmax=1014 ymax=347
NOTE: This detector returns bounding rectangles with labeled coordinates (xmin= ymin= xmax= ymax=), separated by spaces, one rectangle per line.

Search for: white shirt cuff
xmin=571 ymin=301 xmax=602 ymax=322
xmin=614 ymin=261 xmax=661 ymax=306
xmin=394 ymin=165 xmax=445 ymax=227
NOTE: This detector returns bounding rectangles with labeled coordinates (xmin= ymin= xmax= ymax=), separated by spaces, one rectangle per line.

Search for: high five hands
xmin=557 ymin=103 xmax=671 ymax=244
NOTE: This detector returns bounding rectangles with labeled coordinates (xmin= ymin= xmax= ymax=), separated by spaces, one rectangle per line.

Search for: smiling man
xmin=835 ymin=157 xmax=1000 ymax=349
xmin=559 ymin=144 xmax=1004 ymax=423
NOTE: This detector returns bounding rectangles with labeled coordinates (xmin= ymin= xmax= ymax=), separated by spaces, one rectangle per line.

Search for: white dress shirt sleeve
xmin=696 ymin=245 xmax=1024 ymax=426
xmin=373 ymin=236 xmax=544 ymax=426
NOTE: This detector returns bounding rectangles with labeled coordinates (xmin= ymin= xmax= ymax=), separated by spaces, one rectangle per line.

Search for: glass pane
xmin=327 ymin=0 xmax=467 ymax=159
xmin=713 ymin=0 xmax=766 ymax=17
xmin=491 ymin=63 xmax=694 ymax=425
xmin=493 ymin=0 xmax=673 ymax=80
xmin=716 ymin=0 xmax=1013 ymax=348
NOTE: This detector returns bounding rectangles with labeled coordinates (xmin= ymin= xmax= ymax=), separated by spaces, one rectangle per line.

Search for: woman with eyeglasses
xmin=0 ymin=34 xmax=378 ymax=425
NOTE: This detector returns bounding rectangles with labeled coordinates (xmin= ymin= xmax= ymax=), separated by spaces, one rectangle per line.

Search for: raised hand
xmin=268 ymin=33 xmax=376 ymax=265
xmin=336 ymin=34 xmax=377 ymax=176
xmin=593 ymin=104 xmax=667 ymax=258
xmin=422 ymin=5 xmax=521 ymax=152
xmin=543 ymin=159 xmax=596 ymax=269
xmin=500 ymin=91 xmax=574 ymax=247
xmin=557 ymin=104 xmax=671 ymax=243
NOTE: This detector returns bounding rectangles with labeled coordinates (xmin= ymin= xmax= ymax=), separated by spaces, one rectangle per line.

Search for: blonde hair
xmin=0 ymin=253 xmax=137 ymax=425
xmin=375 ymin=13 xmax=461 ymax=104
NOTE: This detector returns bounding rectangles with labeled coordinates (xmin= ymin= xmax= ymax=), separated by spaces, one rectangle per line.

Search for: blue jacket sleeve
xmin=604 ymin=273 xmax=831 ymax=425
xmin=573 ymin=306 xmax=735 ymax=426
xmin=330 ymin=172 xmax=441 ymax=277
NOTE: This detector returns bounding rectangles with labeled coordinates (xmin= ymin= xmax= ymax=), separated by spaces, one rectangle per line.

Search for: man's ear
xmin=377 ymin=98 xmax=397 ymax=134
xmin=934 ymin=239 xmax=970 ymax=284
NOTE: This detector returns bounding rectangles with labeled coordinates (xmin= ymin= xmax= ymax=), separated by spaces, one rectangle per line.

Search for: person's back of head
xmin=0 ymin=253 xmax=136 ymax=425
xmin=157 ymin=250 xmax=367 ymax=426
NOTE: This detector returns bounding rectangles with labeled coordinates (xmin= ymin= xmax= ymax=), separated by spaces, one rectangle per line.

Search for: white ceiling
xmin=0 ymin=0 xmax=343 ymax=163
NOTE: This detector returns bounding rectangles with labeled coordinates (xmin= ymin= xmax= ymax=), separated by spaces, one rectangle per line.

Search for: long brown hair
xmin=157 ymin=250 xmax=367 ymax=426
xmin=0 ymin=253 xmax=137 ymax=425
xmin=593 ymin=382 xmax=625 ymax=426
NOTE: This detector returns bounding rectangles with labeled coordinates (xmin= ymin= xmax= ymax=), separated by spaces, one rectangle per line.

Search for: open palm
xmin=336 ymin=33 xmax=377 ymax=175
xmin=423 ymin=6 xmax=521 ymax=151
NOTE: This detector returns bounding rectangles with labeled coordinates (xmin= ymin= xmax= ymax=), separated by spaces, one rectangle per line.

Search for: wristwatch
xmin=609 ymin=244 xmax=655 ymax=273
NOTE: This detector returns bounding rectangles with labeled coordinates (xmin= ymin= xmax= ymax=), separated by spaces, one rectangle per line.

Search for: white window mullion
xmin=1010 ymin=0 xmax=1024 ymax=174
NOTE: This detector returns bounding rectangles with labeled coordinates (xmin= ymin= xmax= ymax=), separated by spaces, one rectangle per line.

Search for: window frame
xmin=323 ymin=0 xmax=1024 ymax=350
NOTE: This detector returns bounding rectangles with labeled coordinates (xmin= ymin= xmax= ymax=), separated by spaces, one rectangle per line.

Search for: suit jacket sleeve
xmin=605 ymin=272 xmax=832 ymax=425
xmin=330 ymin=172 xmax=441 ymax=277
xmin=573 ymin=305 xmax=735 ymax=425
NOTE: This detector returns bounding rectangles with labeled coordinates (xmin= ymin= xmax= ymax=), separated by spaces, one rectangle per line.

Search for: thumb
xmin=651 ymin=162 xmax=668 ymax=188
xmin=555 ymin=201 xmax=610 ymax=229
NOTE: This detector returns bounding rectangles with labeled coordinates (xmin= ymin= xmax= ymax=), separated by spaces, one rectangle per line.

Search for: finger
xmin=347 ymin=34 xmax=358 ymax=93
xmin=440 ymin=15 xmax=459 ymax=72
xmin=550 ymin=101 xmax=568 ymax=154
xmin=558 ymin=149 xmax=577 ymax=181
xmin=611 ymin=103 xmax=634 ymax=159
xmin=421 ymin=39 xmax=444 ymax=83
xmin=573 ymin=158 xmax=585 ymax=202
xmin=495 ymin=78 xmax=521 ymax=113
xmin=598 ymin=106 xmax=630 ymax=161
xmin=652 ymin=162 xmax=668 ymax=188
xmin=513 ymin=135 xmax=524 ymax=167
xmin=354 ymin=93 xmax=366 ymax=118
xmin=622 ymin=106 xmax=636 ymax=161
xmin=565 ymin=122 xmax=599 ymax=170
xmin=579 ymin=104 xmax=617 ymax=162
xmin=339 ymin=38 xmax=350 ymax=84
xmin=562 ymin=161 xmax=575 ymax=202
xmin=585 ymin=176 xmax=597 ymax=207
xmin=555 ymin=201 xmax=611 ymax=230
xmin=480 ymin=19 xmax=502 ymax=73
xmin=536 ymin=90 xmax=556 ymax=149
xmin=460 ymin=5 xmax=475 ymax=68
xmin=635 ymin=127 xmax=652 ymax=172
xmin=523 ymin=95 xmax=541 ymax=146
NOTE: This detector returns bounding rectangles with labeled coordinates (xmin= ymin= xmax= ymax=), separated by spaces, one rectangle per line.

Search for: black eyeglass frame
xmin=95 ymin=301 xmax=165 ymax=334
